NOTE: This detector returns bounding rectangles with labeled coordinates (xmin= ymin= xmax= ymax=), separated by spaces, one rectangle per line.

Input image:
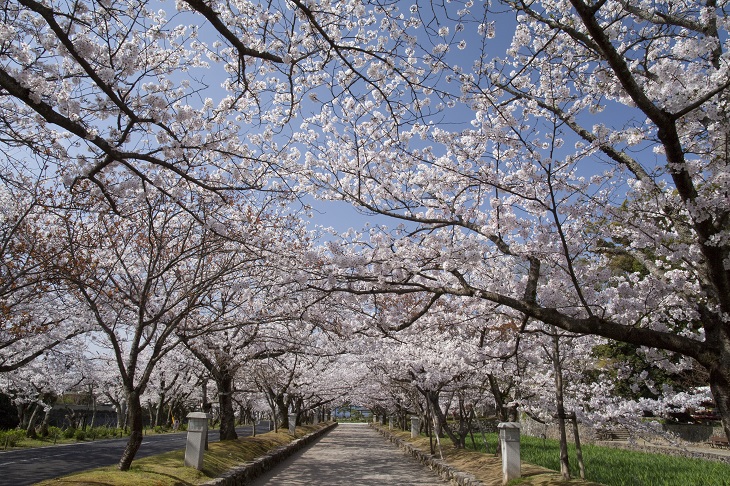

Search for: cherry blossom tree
xmin=48 ymin=182 xmax=258 ymax=470
xmin=3 ymin=0 xmax=730 ymax=447
xmin=141 ymin=347 xmax=202 ymax=428
xmin=0 ymin=340 xmax=90 ymax=436
xmin=0 ymin=174 xmax=88 ymax=372
xmin=295 ymin=0 xmax=730 ymax=441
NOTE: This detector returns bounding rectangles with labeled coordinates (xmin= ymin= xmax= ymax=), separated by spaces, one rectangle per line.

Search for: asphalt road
xmin=0 ymin=422 xmax=271 ymax=486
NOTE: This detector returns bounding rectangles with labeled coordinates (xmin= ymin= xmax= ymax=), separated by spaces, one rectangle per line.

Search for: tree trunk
xmin=708 ymin=354 xmax=730 ymax=443
xmin=275 ymin=394 xmax=288 ymax=429
xmin=217 ymin=374 xmax=237 ymax=441
xmin=425 ymin=390 xmax=464 ymax=448
xmin=17 ymin=402 xmax=30 ymax=429
xmin=569 ymin=412 xmax=585 ymax=479
xmin=90 ymin=394 xmax=97 ymax=430
xmin=39 ymin=395 xmax=57 ymax=438
xmin=147 ymin=401 xmax=155 ymax=429
xmin=118 ymin=391 xmax=143 ymax=471
xmin=487 ymin=374 xmax=511 ymax=422
xmin=112 ymin=399 xmax=125 ymax=429
xmin=25 ymin=402 xmax=39 ymax=438
xmin=552 ymin=329 xmax=571 ymax=480
xmin=154 ymin=397 xmax=165 ymax=427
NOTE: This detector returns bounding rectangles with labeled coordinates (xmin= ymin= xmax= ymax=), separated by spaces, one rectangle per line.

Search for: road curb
xmin=201 ymin=422 xmax=338 ymax=486
xmin=371 ymin=423 xmax=486 ymax=486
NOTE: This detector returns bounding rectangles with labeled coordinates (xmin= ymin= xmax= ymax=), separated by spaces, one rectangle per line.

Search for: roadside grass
xmin=467 ymin=433 xmax=730 ymax=486
xmin=0 ymin=426 xmax=183 ymax=451
xmin=34 ymin=424 xmax=325 ymax=486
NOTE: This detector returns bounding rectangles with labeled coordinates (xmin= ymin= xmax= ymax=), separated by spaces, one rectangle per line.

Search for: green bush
xmin=63 ymin=427 xmax=76 ymax=439
xmin=73 ymin=429 xmax=86 ymax=441
xmin=90 ymin=426 xmax=111 ymax=439
xmin=47 ymin=426 xmax=62 ymax=440
xmin=0 ymin=429 xmax=26 ymax=448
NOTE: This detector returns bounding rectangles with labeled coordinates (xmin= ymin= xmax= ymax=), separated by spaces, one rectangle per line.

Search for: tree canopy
xmin=1 ymin=0 xmax=729 ymax=474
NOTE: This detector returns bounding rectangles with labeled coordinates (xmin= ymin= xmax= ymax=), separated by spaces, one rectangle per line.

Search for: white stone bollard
xmin=184 ymin=412 xmax=210 ymax=470
xmin=498 ymin=422 xmax=521 ymax=484
xmin=389 ymin=416 xmax=393 ymax=430
xmin=288 ymin=413 xmax=297 ymax=435
xmin=411 ymin=416 xmax=420 ymax=438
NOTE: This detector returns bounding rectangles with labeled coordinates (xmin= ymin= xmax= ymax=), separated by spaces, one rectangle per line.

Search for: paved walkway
xmin=248 ymin=423 xmax=446 ymax=485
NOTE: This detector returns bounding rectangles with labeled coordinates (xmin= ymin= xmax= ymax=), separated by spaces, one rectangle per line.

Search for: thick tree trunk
xmin=217 ymin=374 xmax=237 ymax=441
xmin=274 ymin=394 xmax=288 ymax=429
xmin=118 ymin=391 xmax=143 ymax=471
xmin=708 ymin=354 xmax=730 ymax=443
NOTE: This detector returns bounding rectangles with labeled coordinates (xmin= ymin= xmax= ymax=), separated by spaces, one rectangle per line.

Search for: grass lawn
xmin=377 ymin=425 xmax=600 ymax=485
xmin=34 ymin=423 xmax=328 ymax=486
xmin=467 ymin=433 xmax=730 ymax=486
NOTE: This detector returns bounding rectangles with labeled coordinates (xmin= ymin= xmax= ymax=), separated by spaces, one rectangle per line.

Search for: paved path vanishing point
xmin=248 ymin=423 xmax=446 ymax=485
xmin=0 ymin=424 xmax=267 ymax=486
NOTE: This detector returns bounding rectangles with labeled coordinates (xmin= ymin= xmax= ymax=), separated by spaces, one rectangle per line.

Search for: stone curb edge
xmin=370 ymin=423 xmax=486 ymax=486
xmin=202 ymin=421 xmax=338 ymax=486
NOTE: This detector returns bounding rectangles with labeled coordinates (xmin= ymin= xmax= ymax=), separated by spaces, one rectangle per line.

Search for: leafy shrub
xmin=91 ymin=426 xmax=111 ymax=439
xmin=63 ymin=427 xmax=76 ymax=439
xmin=47 ymin=426 xmax=62 ymax=440
xmin=73 ymin=429 xmax=86 ymax=441
xmin=0 ymin=429 xmax=26 ymax=448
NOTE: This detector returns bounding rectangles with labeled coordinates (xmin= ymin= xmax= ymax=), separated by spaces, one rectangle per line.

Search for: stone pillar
xmin=498 ymin=422 xmax=521 ymax=484
xmin=410 ymin=416 xmax=420 ymax=438
xmin=389 ymin=416 xmax=393 ymax=430
xmin=184 ymin=412 xmax=209 ymax=470
xmin=313 ymin=408 xmax=320 ymax=424
xmin=288 ymin=413 xmax=297 ymax=435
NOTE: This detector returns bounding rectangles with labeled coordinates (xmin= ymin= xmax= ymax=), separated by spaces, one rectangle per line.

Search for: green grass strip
xmin=468 ymin=433 xmax=730 ymax=486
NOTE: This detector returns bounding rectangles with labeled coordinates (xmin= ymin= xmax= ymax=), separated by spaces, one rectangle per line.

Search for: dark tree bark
xmin=217 ymin=374 xmax=237 ymax=441
xmin=551 ymin=328 xmax=571 ymax=480
xmin=118 ymin=391 xmax=143 ymax=471
xmin=569 ymin=412 xmax=585 ymax=479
